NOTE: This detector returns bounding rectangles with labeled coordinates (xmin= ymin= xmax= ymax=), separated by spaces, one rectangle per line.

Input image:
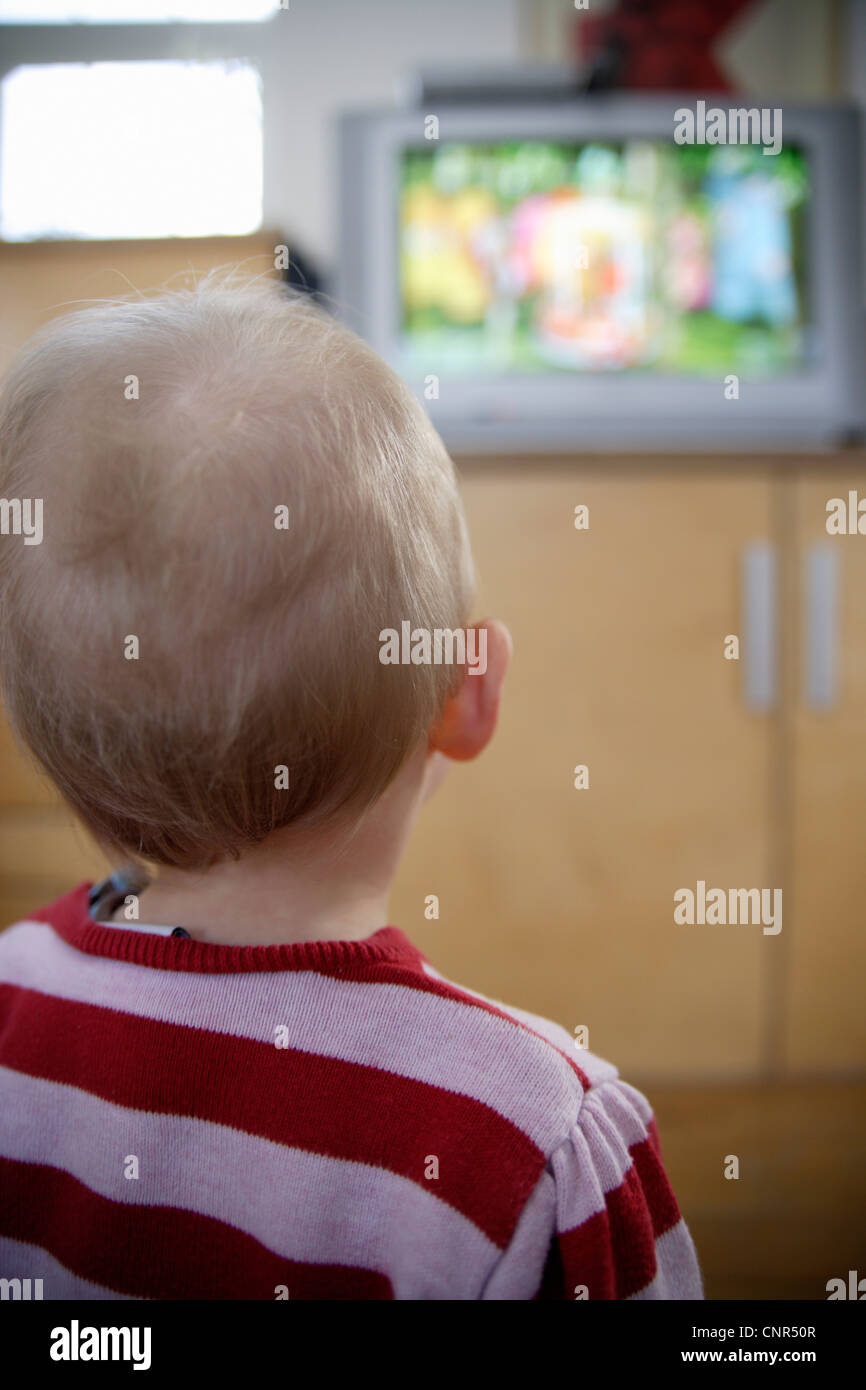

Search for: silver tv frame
xmin=336 ymin=95 xmax=866 ymax=453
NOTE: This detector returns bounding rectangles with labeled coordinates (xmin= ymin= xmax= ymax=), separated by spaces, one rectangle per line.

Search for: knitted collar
xmin=30 ymin=881 xmax=428 ymax=977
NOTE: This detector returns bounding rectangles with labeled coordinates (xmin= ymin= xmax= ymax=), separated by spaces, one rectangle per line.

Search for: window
xmin=0 ymin=59 xmax=263 ymax=239
xmin=0 ymin=1 xmax=279 ymax=22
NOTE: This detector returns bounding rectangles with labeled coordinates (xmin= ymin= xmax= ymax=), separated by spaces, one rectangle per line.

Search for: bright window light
xmin=0 ymin=1 xmax=279 ymax=20
xmin=0 ymin=61 xmax=263 ymax=240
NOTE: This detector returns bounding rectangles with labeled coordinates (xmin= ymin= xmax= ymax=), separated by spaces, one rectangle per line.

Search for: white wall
xmin=260 ymin=0 xmax=523 ymax=266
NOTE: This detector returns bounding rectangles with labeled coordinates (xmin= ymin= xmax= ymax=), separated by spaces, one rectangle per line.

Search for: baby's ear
xmin=428 ymin=619 xmax=512 ymax=763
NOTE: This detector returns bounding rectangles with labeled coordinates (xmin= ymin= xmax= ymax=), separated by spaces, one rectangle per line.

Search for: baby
xmin=0 ymin=277 xmax=702 ymax=1300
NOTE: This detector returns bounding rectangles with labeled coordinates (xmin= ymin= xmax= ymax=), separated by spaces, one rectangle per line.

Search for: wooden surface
xmin=392 ymin=465 xmax=775 ymax=1080
xmin=785 ymin=467 xmax=866 ymax=1071
xmin=651 ymin=1080 xmax=866 ymax=1301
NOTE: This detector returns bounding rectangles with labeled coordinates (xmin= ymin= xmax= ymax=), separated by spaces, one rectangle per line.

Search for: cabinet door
xmin=391 ymin=463 xmax=777 ymax=1081
xmin=784 ymin=466 xmax=866 ymax=1071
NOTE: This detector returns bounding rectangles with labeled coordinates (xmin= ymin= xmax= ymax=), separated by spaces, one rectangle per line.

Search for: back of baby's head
xmin=0 ymin=275 xmax=473 ymax=869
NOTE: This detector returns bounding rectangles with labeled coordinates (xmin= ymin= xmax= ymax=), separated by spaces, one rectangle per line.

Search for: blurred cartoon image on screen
xmin=399 ymin=141 xmax=809 ymax=375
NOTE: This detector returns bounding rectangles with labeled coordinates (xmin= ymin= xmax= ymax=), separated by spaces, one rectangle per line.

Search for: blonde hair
xmin=0 ymin=274 xmax=474 ymax=870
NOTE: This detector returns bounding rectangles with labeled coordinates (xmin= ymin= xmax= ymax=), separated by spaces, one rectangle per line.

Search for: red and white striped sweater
xmin=0 ymin=883 xmax=702 ymax=1300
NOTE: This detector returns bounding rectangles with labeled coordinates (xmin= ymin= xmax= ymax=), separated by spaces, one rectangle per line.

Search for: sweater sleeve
xmin=482 ymin=1076 xmax=704 ymax=1300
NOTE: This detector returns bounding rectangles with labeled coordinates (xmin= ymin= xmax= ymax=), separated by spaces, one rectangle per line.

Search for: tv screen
xmin=339 ymin=99 xmax=863 ymax=449
xmin=399 ymin=140 xmax=811 ymax=378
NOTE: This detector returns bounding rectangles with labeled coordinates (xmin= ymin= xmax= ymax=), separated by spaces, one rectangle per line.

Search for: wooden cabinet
xmin=784 ymin=466 xmax=866 ymax=1072
xmin=392 ymin=455 xmax=866 ymax=1082
xmin=391 ymin=464 xmax=777 ymax=1080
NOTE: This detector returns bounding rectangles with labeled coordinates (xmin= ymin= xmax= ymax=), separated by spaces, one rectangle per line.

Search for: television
xmin=336 ymin=94 xmax=865 ymax=452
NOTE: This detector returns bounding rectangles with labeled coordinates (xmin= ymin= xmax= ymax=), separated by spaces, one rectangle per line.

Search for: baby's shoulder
xmin=412 ymin=961 xmax=624 ymax=1156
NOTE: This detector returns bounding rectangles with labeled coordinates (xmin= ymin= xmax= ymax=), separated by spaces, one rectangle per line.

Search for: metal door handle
xmin=804 ymin=544 xmax=839 ymax=710
xmin=742 ymin=542 xmax=778 ymax=711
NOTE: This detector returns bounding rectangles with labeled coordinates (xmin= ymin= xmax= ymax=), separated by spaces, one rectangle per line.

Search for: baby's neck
xmin=108 ymin=747 xmax=428 ymax=947
xmin=112 ymin=871 xmax=391 ymax=947
xmin=111 ymin=799 xmax=417 ymax=947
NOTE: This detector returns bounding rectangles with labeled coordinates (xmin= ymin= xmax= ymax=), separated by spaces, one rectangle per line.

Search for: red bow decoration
xmin=578 ymin=0 xmax=757 ymax=92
